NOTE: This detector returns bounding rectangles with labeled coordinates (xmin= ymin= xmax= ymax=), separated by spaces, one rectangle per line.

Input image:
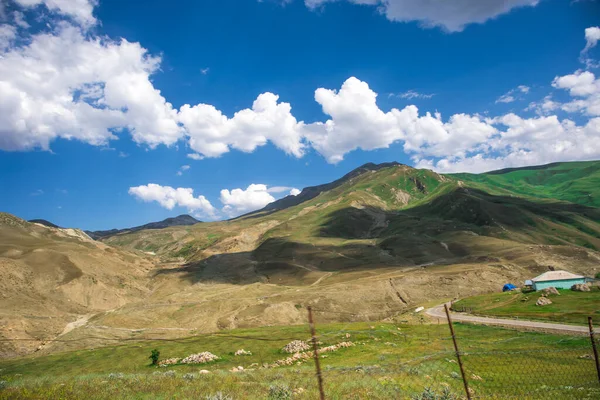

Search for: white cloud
xmin=303 ymin=0 xmax=541 ymax=32
xmin=187 ymin=153 xmax=204 ymax=160
xmin=176 ymin=165 xmax=191 ymax=176
xmin=553 ymin=70 xmax=600 ymax=116
xmin=30 ymin=189 xmax=44 ymax=196
xmin=13 ymin=0 xmax=98 ymax=26
xmin=220 ymin=184 xmax=276 ymax=217
xmin=582 ymin=26 xmax=600 ymax=55
xmin=179 ymin=92 xmax=305 ymax=159
xmin=128 ymin=184 xmax=216 ymax=218
xmin=13 ymin=11 xmax=30 ymax=28
xmin=391 ymin=90 xmax=435 ymax=100
xmin=200 ymin=67 xmax=210 ymax=75
xmin=303 ymin=77 xmax=496 ymax=163
xmin=496 ymin=85 xmax=530 ymax=103
xmin=415 ymin=115 xmax=600 ymax=173
xmin=0 ymin=24 xmax=182 ymax=151
xmin=0 ymin=24 xmax=16 ymax=51
xmin=267 ymin=186 xmax=301 ymax=195
xmin=525 ymin=95 xmax=560 ymax=116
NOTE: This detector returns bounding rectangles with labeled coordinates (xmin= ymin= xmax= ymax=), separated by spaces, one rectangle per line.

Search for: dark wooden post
xmin=444 ymin=304 xmax=472 ymax=400
xmin=307 ymin=306 xmax=325 ymax=400
xmin=588 ymin=317 xmax=600 ymax=384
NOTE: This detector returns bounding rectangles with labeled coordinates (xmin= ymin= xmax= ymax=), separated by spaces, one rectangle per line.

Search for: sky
xmin=0 ymin=0 xmax=599 ymax=230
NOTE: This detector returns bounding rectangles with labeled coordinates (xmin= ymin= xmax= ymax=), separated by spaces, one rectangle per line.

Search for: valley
xmin=1 ymin=161 xmax=600 ymax=360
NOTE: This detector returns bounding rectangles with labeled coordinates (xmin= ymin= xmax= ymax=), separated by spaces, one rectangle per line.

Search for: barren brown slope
xmin=0 ymin=213 xmax=155 ymax=358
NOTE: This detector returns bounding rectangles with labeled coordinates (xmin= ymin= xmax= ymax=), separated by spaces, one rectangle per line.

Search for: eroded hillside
xmin=0 ymin=214 xmax=155 ymax=358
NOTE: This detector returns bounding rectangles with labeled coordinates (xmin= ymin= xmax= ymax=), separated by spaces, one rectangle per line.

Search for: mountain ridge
xmin=86 ymin=214 xmax=201 ymax=240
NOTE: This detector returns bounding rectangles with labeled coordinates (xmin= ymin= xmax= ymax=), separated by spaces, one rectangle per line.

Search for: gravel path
xmin=425 ymin=303 xmax=589 ymax=335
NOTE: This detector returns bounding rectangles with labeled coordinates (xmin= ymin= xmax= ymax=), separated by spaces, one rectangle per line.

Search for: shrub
xmin=150 ymin=349 xmax=160 ymax=366
xmin=0 ymin=380 xmax=6 ymax=390
xmin=268 ymin=384 xmax=292 ymax=400
xmin=411 ymin=387 xmax=458 ymax=400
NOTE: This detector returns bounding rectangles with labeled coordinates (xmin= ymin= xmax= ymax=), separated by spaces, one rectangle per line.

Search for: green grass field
xmin=454 ymin=288 xmax=600 ymax=325
xmin=1 ymin=321 xmax=598 ymax=399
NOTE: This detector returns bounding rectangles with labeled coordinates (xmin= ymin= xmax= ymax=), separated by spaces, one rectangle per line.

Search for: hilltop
xmin=86 ymin=214 xmax=201 ymax=240
xmin=2 ymin=161 xmax=600 ymax=358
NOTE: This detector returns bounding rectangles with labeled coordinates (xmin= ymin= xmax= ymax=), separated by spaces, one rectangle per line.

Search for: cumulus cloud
xmin=13 ymin=0 xmax=98 ymax=26
xmin=416 ymin=116 xmax=600 ymax=173
xmin=0 ymin=24 xmax=182 ymax=151
xmin=303 ymin=0 xmax=541 ymax=32
xmin=220 ymin=184 xmax=277 ymax=217
xmin=553 ymin=70 xmax=600 ymax=116
xmin=290 ymin=188 xmax=301 ymax=196
xmin=496 ymin=85 xmax=530 ymax=104
xmin=179 ymin=92 xmax=305 ymax=159
xmin=128 ymin=184 xmax=216 ymax=218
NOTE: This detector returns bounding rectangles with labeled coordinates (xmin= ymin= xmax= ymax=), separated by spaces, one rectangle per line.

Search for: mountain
xmin=28 ymin=219 xmax=61 ymax=228
xmin=3 ymin=161 xmax=600 ymax=358
xmin=0 ymin=213 xmax=153 ymax=358
xmin=249 ymin=161 xmax=403 ymax=216
xmin=86 ymin=214 xmax=201 ymax=240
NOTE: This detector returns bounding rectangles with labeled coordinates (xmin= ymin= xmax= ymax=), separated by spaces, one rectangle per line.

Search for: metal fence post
xmin=308 ymin=306 xmax=326 ymax=400
xmin=444 ymin=304 xmax=472 ymax=400
xmin=588 ymin=317 xmax=600 ymax=384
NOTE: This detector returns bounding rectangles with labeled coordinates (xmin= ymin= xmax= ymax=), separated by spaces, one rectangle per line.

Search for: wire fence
xmin=0 ymin=307 xmax=599 ymax=399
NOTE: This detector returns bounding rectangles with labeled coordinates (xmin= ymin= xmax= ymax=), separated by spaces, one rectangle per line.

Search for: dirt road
xmin=426 ymin=303 xmax=589 ymax=335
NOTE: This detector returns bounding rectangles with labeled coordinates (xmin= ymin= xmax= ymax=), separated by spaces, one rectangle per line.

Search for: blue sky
xmin=0 ymin=0 xmax=599 ymax=230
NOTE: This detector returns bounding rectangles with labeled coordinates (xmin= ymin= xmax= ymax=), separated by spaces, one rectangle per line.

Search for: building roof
xmin=531 ymin=270 xmax=584 ymax=282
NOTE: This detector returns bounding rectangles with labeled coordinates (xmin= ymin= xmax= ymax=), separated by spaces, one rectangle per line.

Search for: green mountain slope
xmin=453 ymin=161 xmax=600 ymax=207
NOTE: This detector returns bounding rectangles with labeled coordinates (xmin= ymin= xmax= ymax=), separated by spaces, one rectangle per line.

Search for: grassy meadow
xmin=1 ymin=321 xmax=598 ymax=399
xmin=455 ymin=288 xmax=600 ymax=325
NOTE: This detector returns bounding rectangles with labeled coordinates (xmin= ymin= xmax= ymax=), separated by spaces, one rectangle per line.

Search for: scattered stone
xmin=158 ymin=358 xmax=180 ymax=367
xmin=345 ymin=333 xmax=351 ymax=338
xmin=230 ymin=366 xmax=244 ymax=373
xmin=293 ymin=387 xmax=305 ymax=395
xmin=108 ymin=373 xmax=124 ymax=380
xmin=536 ymin=297 xmax=553 ymax=306
xmin=579 ymin=354 xmax=596 ymax=360
xmin=264 ymin=342 xmax=354 ymax=368
xmin=235 ymin=349 xmax=252 ymax=356
xmin=198 ymin=370 xmax=211 ymax=374
xmin=181 ymin=352 xmax=219 ymax=364
xmin=282 ymin=340 xmax=311 ymax=354
xmin=182 ymin=373 xmax=196 ymax=380
xmin=163 ymin=371 xmax=176 ymax=378
xmin=542 ymin=287 xmax=560 ymax=296
xmin=414 ymin=306 xmax=425 ymax=313
xmin=471 ymin=374 xmax=483 ymax=381
xmin=572 ymin=283 xmax=591 ymax=292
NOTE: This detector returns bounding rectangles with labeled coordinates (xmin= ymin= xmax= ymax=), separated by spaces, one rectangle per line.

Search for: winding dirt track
xmin=426 ymin=303 xmax=589 ymax=335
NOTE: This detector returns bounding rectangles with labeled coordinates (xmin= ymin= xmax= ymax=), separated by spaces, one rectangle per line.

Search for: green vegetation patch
xmin=455 ymin=288 xmax=600 ymax=325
